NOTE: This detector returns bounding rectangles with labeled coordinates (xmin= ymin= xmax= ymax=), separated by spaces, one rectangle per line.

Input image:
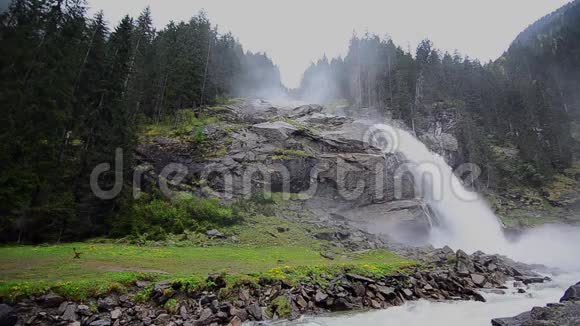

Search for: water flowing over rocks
xmin=9 ymin=249 xmax=552 ymax=326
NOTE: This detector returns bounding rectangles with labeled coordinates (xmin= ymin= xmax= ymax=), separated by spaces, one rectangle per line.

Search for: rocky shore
xmin=2 ymin=247 xmax=552 ymax=326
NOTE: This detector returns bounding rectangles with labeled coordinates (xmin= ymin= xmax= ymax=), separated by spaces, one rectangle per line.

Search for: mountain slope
xmin=505 ymin=0 xmax=580 ymax=117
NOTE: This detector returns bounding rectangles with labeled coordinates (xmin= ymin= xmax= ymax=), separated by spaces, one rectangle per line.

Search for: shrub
xmin=111 ymin=193 xmax=239 ymax=239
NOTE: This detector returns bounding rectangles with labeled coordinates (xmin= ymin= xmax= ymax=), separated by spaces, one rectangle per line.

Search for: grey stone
xmin=110 ymin=308 xmax=122 ymax=320
xmin=62 ymin=304 xmax=78 ymax=321
xmin=471 ymin=273 xmax=486 ymax=286
xmin=315 ymin=290 xmax=328 ymax=303
xmin=206 ymin=229 xmax=225 ymax=238
xmin=560 ymin=282 xmax=580 ymax=302
xmin=40 ymin=292 xmax=65 ymax=308
xmin=251 ymin=121 xmax=298 ymax=141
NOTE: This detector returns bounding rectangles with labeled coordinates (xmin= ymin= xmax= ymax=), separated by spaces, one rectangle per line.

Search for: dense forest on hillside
xmin=0 ymin=0 xmax=283 ymax=242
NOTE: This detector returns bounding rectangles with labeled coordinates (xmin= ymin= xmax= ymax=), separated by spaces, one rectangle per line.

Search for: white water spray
xmin=385 ymin=126 xmax=508 ymax=253
xmin=373 ymin=124 xmax=580 ymax=269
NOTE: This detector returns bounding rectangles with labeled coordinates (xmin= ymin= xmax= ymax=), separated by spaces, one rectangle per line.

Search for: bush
xmin=111 ymin=193 xmax=239 ymax=239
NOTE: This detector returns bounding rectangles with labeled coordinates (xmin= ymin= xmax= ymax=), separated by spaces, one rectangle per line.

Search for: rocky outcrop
xmin=12 ymin=249 xmax=545 ymax=326
xmin=491 ymin=281 xmax=580 ymax=326
xmin=561 ymin=282 xmax=580 ymax=302
xmin=334 ymin=200 xmax=434 ymax=246
xmin=136 ymin=100 xmax=428 ymax=242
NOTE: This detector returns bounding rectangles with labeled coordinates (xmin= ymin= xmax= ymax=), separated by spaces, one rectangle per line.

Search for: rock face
xmin=137 ymin=99 xmax=434 ymax=245
xmin=492 ymin=281 xmax=580 ymax=326
xmin=335 ymin=200 xmax=434 ymax=245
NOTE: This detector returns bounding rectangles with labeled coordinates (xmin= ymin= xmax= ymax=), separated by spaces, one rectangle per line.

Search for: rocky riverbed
xmin=2 ymin=247 xmax=557 ymax=326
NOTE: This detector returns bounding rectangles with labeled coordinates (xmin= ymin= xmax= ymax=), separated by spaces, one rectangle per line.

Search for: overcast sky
xmin=84 ymin=0 xmax=571 ymax=88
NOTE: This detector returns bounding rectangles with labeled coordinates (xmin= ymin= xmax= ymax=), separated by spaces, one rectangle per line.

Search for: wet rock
xmin=455 ymin=250 xmax=473 ymax=276
xmin=401 ymin=289 xmax=414 ymax=299
xmin=518 ymin=276 xmax=549 ymax=285
xmin=492 ymin=311 xmax=532 ymax=326
xmin=291 ymin=104 xmax=324 ymax=118
xmin=492 ymin=282 xmax=580 ymax=326
xmin=560 ymin=282 xmax=580 ymax=302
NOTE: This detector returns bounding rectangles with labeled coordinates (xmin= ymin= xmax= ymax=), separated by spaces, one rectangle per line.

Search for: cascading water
xmin=390 ymin=126 xmax=509 ymax=254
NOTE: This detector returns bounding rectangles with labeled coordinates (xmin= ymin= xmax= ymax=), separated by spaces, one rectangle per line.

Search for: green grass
xmin=140 ymin=109 xmax=218 ymax=142
xmin=0 ymin=243 xmax=414 ymax=301
xmin=0 ymin=244 xmax=410 ymax=282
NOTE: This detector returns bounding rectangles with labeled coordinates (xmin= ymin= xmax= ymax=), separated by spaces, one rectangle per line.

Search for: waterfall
xmin=373 ymin=124 xmax=580 ymax=270
xmin=389 ymin=126 xmax=508 ymax=254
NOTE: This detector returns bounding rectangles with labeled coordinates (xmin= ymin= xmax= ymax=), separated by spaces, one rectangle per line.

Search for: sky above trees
xmin=86 ymin=0 xmax=571 ymax=88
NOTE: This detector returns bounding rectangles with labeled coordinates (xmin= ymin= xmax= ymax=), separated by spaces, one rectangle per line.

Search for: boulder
xmin=455 ymin=250 xmax=473 ymax=276
xmin=40 ymin=292 xmax=65 ymax=308
xmin=315 ymin=290 xmax=328 ymax=303
xmin=228 ymin=316 xmax=242 ymax=326
xmin=290 ymin=104 xmax=324 ymax=118
xmin=62 ymin=303 xmax=78 ymax=321
xmin=0 ymin=304 xmax=17 ymax=326
xmin=492 ymin=282 xmax=580 ymax=326
xmin=98 ymin=295 xmax=119 ymax=311
xmin=251 ymin=121 xmax=298 ymax=141
xmin=246 ymin=303 xmax=262 ymax=320
xmin=560 ymin=282 xmax=580 ymax=302
xmin=89 ymin=320 xmax=111 ymax=326
xmin=110 ymin=308 xmax=122 ymax=320
xmin=470 ymin=274 xmax=486 ymax=287
xmin=206 ymin=229 xmax=225 ymax=238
